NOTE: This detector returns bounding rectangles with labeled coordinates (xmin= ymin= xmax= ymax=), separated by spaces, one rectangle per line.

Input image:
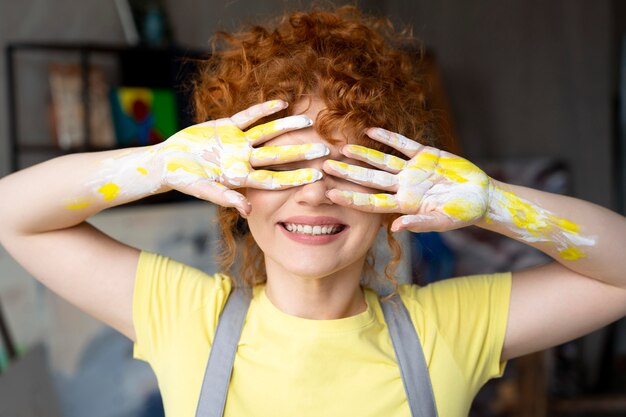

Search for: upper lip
xmin=279 ymin=216 xmax=347 ymax=226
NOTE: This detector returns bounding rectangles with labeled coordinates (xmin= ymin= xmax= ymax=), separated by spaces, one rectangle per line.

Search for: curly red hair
xmin=191 ymin=5 xmax=437 ymax=288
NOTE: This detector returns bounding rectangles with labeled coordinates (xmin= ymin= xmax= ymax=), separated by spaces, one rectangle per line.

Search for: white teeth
xmin=282 ymin=223 xmax=343 ymax=236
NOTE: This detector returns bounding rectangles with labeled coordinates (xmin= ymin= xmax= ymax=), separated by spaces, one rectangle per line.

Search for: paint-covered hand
xmin=151 ymin=100 xmax=327 ymax=214
xmin=323 ymin=127 xmax=491 ymax=233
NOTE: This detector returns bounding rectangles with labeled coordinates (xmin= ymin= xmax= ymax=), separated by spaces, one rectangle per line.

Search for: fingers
xmin=324 ymin=160 xmax=398 ymax=192
xmin=245 ymin=115 xmax=313 ymax=145
xmin=326 ymin=189 xmax=399 ymax=213
xmin=342 ymin=144 xmax=407 ymax=173
xmin=245 ymin=168 xmax=323 ymax=190
xmin=365 ymin=127 xmax=424 ymax=158
xmin=250 ymin=144 xmax=329 ymax=166
xmin=230 ymin=100 xmax=289 ymax=130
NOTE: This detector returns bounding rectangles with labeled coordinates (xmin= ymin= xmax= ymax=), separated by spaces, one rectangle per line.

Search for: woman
xmin=1 ymin=6 xmax=625 ymax=417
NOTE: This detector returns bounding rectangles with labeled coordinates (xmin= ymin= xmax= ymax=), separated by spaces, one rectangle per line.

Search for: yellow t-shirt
xmin=133 ymin=252 xmax=511 ymax=417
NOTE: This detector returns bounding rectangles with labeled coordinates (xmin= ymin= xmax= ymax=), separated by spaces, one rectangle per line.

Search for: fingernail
xmin=277 ymin=115 xmax=313 ymax=130
xmin=304 ymin=143 xmax=330 ymax=159
xmin=268 ymin=99 xmax=287 ymax=110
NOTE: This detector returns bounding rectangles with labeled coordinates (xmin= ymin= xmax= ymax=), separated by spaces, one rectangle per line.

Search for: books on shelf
xmin=48 ymin=63 xmax=116 ymax=150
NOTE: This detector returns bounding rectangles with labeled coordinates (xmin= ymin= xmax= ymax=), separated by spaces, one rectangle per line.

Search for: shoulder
xmin=395 ymin=273 xmax=513 ymax=387
xmin=395 ymin=272 xmax=512 ymax=334
xmin=133 ymin=251 xmax=237 ymax=362
xmin=135 ymin=251 xmax=235 ymax=315
xmin=398 ymin=272 xmax=512 ymax=307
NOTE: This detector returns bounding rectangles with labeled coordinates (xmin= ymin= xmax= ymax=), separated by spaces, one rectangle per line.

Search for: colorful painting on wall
xmin=109 ymin=87 xmax=178 ymax=147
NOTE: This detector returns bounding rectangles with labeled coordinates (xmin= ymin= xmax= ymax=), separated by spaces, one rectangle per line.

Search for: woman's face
xmin=245 ymin=98 xmax=383 ymax=280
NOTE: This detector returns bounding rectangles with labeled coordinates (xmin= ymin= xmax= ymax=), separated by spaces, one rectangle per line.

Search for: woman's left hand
xmin=323 ymin=127 xmax=493 ymax=233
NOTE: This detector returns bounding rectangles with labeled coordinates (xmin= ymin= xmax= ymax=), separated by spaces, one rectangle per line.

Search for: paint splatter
xmin=98 ymin=183 xmax=120 ymax=201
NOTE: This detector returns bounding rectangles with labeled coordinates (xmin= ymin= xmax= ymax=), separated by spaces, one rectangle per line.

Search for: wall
xmin=384 ymin=0 xmax=613 ymax=208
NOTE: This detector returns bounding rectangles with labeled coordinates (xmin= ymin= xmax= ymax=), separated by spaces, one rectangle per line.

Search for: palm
xmin=147 ymin=101 xmax=327 ymax=212
xmin=324 ymin=128 xmax=491 ymax=233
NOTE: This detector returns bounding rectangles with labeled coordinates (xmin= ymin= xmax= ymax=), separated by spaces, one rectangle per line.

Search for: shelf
xmin=6 ymin=41 xmax=207 ymax=173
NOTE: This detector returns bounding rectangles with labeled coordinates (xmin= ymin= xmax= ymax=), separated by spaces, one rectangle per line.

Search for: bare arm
xmin=476 ymin=180 xmax=626 ymax=360
xmin=0 ymin=150 xmax=150 ymax=341
xmin=0 ymin=100 xmax=323 ymax=341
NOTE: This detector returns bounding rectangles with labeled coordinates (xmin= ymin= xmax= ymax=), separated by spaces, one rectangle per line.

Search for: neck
xmin=263 ymin=258 xmax=367 ymax=320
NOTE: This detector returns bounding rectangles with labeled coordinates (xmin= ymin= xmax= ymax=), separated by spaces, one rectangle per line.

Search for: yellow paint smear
xmin=443 ymin=198 xmax=483 ymax=221
xmin=250 ymin=169 xmax=319 ymax=185
xmin=559 ymin=246 xmax=586 ymax=260
xmin=413 ymin=152 xmax=439 ymax=171
xmin=347 ymin=145 xmax=406 ymax=170
xmin=268 ymin=100 xmax=281 ymax=109
xmin=98 ymin=183 xmax=120 ymax=201
xmin=166 ymin=158 xmax=216 ymax=178
xmin=500 ymin=190 xmax=548 ymax=236
xmin=436 ymin=157 xmax=474 ymax=183
xmin=246 ymin=120 xmax=280 ymax=141
xmin=65 ymin=200 xmax=91 ymax=210
xmin=327 ymin=160 xmax=350 ymax=173
xmin=349 ymin=191 xmax=397 ymax=208
xmin=553 ymin=217 xmax=580 ymax=234
xmin=369 ymin=193 xmax=398 ymax=208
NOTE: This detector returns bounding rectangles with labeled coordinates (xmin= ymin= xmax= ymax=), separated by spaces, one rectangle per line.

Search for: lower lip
xmin=278 ymin=224 xmax=348 ymax=245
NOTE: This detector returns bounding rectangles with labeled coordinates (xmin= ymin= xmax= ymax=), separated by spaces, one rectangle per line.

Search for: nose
xmin=293 ymin=172 xmax=335 ymax=206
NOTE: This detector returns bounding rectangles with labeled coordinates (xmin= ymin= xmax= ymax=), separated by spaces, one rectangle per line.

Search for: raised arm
xmin=322 ymin=127 xmax=626 ymax=361
xmin=475 ymin=180 xmax=626 ymax=360
xmin=0 ymin=100 xmax=324 ymax=341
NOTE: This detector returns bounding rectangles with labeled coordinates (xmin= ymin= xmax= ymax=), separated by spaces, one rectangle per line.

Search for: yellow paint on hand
xmin=136 ymin=167 xmax=148 ymax=175
xmin=246 ymin=120 xmax=280 ymax=141
xmin=347 ymin=191 xmax=397 ymax=209
xmin=326 ymin=160 xmax=350 ymax=173
xmin=369 ymin=193 xmax=398 ymax=209
xmin=268 ymin=100 xmax=282 ymax=109
xmin=216 ymin=125 xmax=246 ymax=145
xmin=346 ymin=145 xmax=406 ymax=170
xmin=437 ymin=157 xmax=486 ymax=184
xmin=166 ymin=158 xmax=214 ymax=178
xmin=249 ymin=168 xmax=319 ymax=186
xmin=559 ymin=246 xmax=586 ymax=260
xmin=443 ymin=198 xmax=483 ymax=221
xmin=98 ymin=183 xmax=120 ymax=201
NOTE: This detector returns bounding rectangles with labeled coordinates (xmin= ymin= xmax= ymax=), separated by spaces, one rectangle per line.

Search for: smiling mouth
xmin=279 ymin=223 xmax=347 ymax=236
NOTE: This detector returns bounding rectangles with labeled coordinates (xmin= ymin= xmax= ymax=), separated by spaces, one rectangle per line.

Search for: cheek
xmin=244 ymin=189 xmax=286 ymax=240
xmin=356 ymin=213 xmax=384 ymax=240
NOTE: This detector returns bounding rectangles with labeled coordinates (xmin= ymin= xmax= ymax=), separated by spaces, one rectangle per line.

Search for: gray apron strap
xmin=381 ymin=293 xmax=439 ymax=417
xmin=195 ymin=287 xmax=251 ymax=417
xmin=195 ymin=289 xmax=437 ymax=417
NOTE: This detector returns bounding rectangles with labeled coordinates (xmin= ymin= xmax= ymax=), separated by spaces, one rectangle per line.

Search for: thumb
xmin=391 ymin=213 xmax=453 ymax=233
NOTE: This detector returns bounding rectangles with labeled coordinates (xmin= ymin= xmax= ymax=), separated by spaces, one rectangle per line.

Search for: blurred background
xmin=0 ymin=0 xmax=625 ymax=416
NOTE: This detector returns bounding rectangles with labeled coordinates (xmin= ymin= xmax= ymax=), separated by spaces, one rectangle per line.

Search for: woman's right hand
xmin=151 ymin=100 xmax=326 ymax=215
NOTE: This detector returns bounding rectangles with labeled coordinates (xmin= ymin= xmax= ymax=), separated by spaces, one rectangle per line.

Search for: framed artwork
xmin=109 ymin=87 xmax=178 ymax=147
